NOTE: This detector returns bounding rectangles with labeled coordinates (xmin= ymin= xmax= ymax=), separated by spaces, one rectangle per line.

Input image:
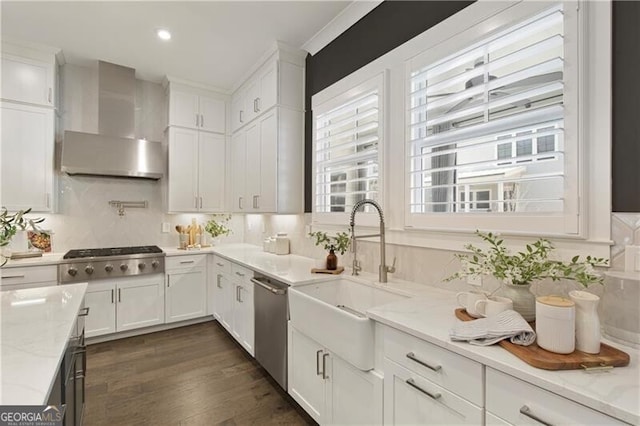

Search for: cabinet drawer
xmin=211 ymin=255 xmax=232 ymax=275
xmin=486 ymin=368 xmax=627 ymax=425
xmin=1 ymin=265 xmax=57 ymax=287
xmin=166 ymin=254 xmax=206 ymax=271
xmin=384 ymin=358 xmax=483 ymax=425
xmin=231 ymin=262 xmax=252 ymax=282
xmin=384 ymin=327 xmax=483 ymax=406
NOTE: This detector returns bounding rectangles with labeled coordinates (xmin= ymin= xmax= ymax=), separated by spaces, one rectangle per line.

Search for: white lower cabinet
xmin=0 ymin=265 xmax=57 ymax=290
xmin=288 ymin=324 xmax=382 ymax=425
xmin=383 ymin=358 xmax=482 ymax=425
xmin=383 ymin=326 xmax=483 ymax=425
xmin=485 ymin=368 xmax=627 ymax=425
xmin=230 ymin=264 xmax=254 ymax=356
xmin=209 ymin=256 xmax=254 ymax=356
xmin=165 ymin=255 xmax=207 ymax=323
xmin=84 ymin=275 xmax=164 ymax=338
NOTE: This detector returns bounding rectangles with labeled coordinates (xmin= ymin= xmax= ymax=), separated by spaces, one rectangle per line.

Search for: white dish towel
xmin=450 ymin=309 xmax=536 ymax=346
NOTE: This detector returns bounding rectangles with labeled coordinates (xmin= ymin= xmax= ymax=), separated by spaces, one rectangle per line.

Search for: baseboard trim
xmin=86 ymin=316 xmax=214 ymax=344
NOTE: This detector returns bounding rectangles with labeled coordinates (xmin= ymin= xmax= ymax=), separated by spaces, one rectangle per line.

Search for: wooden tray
xmin=311 ymin=266 xmax=345 ymax=275
xmin=455 ymin=308 xmax=630 ymax=370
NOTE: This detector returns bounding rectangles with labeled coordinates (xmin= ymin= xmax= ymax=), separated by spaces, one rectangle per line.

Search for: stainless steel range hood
xmin=61 ymin=61 xmax=164 ymax=180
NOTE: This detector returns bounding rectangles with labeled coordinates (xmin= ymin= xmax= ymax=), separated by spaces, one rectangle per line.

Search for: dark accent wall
xmin=304 ymin=1 xmax=475 ymax=212
xmin=612 ymin=1 xmax=640 ymax=212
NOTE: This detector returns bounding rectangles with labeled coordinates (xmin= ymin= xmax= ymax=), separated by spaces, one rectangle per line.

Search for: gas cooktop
xmin=63 ymin=245 xmax=163 ymax=259
xmin=59 ymin=245 xmax=165 ymax=283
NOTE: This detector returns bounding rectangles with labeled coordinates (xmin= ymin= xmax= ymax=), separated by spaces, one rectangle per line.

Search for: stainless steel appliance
xmin=58 ymin=245 xmax=165 ymax=284
xmin=252 ymin=274 xmax=289 ymax=390
xmin=61 ymin=61 xmax=165 ymax=180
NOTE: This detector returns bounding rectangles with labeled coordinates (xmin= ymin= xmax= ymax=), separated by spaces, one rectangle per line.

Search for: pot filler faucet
xmin=349 ymin=199 xmax=396 ymax=283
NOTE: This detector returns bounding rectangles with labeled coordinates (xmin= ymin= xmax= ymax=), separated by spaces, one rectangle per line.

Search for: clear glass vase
xmin=495 ymin=282 xmax=536 ymax=321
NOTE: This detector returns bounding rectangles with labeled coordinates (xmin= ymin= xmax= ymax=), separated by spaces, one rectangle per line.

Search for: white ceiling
xmin=1 ymin=1 xmax=351 ymax=91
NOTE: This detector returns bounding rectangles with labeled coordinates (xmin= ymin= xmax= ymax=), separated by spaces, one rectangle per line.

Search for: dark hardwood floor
xmin=84 ymin=321 xmax=312 ymax=425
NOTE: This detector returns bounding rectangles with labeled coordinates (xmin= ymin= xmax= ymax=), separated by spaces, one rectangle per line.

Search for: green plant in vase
xmin=309 ymin=230 xmax=350 ymax=270
xmin=446 ymin=231 xmax=608 ymax=320
xmin=1 ymin=207 xmax=45 ymax=266
xmin=204 ymin=215 xmax=232 ymax=245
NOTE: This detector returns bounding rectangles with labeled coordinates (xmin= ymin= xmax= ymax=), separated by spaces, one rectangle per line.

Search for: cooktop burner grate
xmin=63 ymin=245 xmax=163 ymax=259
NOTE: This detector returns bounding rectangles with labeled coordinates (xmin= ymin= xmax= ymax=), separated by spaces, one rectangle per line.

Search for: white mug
xmin=456 ymin=291 xmax=489 ymax=318
xmin=475 ymin=296 xmax=513 ymax=317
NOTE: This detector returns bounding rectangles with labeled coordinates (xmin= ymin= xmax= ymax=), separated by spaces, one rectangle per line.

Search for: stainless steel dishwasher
xmin=252 ymin=273 xmax=289 ymax=390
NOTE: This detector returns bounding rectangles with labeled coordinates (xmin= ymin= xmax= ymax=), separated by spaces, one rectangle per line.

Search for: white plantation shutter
xmin=315 ymin=86 xmax=381 ymax=215
xmin=407 ymin=5 xmax=569 ymax=220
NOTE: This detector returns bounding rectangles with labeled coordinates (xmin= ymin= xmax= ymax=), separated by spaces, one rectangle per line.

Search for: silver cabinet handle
xmin=322 ymin=353 xmax=330 ymax=379
xmin=316 ymin=350 xmax=323 ymax=376
xmin=78 ymin=307 xmax=90 ymax=317
xmin=239 ymin=110 xmax=244 ymax=123
xmin=520 ymin=405 xmax=553 ymax=426
xmin=217 ymin=274 xmax=222 ymax=288
xmin=256 ymin=97 xmax=260 ymax=112
xmin=46 ymin=193 xmax=51 ymax=209
xmin=235 ymin=271 xmax=245 ymax=277
xmin=200 ymin=114 xmax=204 ymax=127
xmin=238 ymin=286 xmax=243 ymax=303
xmin=199 ymin=196 xmax=203 ymax=209
xmin=180 ymin=260 xmax=195 ymax=264
xmin=118 ymin=288 xmax=121 ymax=302
xmin=48 ymin=88 xmax=52 ymax=103
xmin=406 ymin=352 xmax=442 ymax=372
xmin=216 ymin=262 xmax=224 ymax=267
xmin=196 ymin=113 xmax=199 ymax=127
xmin=253 ymin=98 xmax=257 ymax=112
xmin=1 ymin=274 xmax=25 ymax=279
xmin=252 ymin=195 xmax=257 ymax=209
xmin=406 ymin=378 xmax=441 ymax=400
xmin=111 ymin=289 xmax=114 ymax=304
xmin=238 ymin=196 xmax=243 ymax=209
xmin=195 ymin=196 xmax=198 ymax=209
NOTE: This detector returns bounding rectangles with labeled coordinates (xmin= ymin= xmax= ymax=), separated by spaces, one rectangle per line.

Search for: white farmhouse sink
xmin=289 ymin=279 xmax=408 ymax=370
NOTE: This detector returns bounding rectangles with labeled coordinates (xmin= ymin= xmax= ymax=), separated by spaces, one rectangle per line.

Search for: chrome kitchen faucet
xmin=349 ymin=199 xmax=396 ymax=283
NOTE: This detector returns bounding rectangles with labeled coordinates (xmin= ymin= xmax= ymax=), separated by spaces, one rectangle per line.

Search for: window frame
xmin=311 ymin=73 xmax=386 ymax=227
xmin=308 ymin=0 xmax=611 ymax=259
xmin=404 ymin=1 xmax=579 ymax=235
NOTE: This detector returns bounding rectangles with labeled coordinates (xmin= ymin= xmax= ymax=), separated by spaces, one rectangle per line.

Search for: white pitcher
xmin=569 ymin=290 xmax=601 ymax=354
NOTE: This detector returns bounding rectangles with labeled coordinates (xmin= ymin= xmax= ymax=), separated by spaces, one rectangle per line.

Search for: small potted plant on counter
xmin=309 ymin=230 xmax=350 ymax=270
xmin=1 ymin=207 xmax=45 ymax=265
xmin=446 ymin=230 xmax=608 ymax=321
xmin=204 ymin=214 xmax=232 ymax=246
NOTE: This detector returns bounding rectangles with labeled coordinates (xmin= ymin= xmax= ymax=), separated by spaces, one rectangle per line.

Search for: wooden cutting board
xmin=455 ymin=308 xmax=630 ymax=370
xmin=311 ymin=266 xmax=345 ymax=275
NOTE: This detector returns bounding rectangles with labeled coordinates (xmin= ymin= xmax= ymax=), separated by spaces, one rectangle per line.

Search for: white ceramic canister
xmin=569 ymin=290 xmax=601 ymax=354
xmin=535 ymin=296 xmax=575 ymax=354
xmin=275 ymin=232 xmax=290 ymax=255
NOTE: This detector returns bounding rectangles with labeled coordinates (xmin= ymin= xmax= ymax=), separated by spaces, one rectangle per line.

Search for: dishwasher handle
xmin=251 ymin=277 xmax=287 ymax=295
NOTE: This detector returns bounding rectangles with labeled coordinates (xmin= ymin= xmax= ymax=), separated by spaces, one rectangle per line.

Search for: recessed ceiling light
xmin=157 ymin=29 xmax=171 ymax=41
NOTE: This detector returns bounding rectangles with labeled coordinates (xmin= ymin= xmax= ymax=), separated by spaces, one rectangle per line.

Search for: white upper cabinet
xmin=1 ymin=44 xmax=57 ymax=107
xmin=167 ymin=127 xmax=225 ymax=213
xmin=1 ymin=102 xmax=55 ymax=212
xmin=228 ymin=46 xmax=305 ymax=213
xmin=230 ymin=50 xmax=304 ymax=133
xmin=167 ymin=84 xmax=226 ymax=134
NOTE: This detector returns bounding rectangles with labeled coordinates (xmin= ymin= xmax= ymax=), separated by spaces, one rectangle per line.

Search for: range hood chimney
xmin=61 ymin=61 xmax=164 ymax=180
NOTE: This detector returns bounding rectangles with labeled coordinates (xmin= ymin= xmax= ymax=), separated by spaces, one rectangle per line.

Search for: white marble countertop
xmin=367 ymin=291 xmax=640 ymax=425
xmin=0 ymin=282 xmax=87 ymax=405
xmin=163 ymin=244 xmax=334 ymax=286
xmin=2 ymin=252 xmax=65 ymax=268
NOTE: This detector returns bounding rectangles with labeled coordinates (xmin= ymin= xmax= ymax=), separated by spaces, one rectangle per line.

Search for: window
xmin=406 ymin=3 xmax=578 ymax=233
xmin=313 ymin=75 xmax=384 ymax=223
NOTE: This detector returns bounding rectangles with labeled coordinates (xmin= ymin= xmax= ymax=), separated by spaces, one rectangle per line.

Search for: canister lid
xmin=536 ymin=295 xmax=575 ymax=307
